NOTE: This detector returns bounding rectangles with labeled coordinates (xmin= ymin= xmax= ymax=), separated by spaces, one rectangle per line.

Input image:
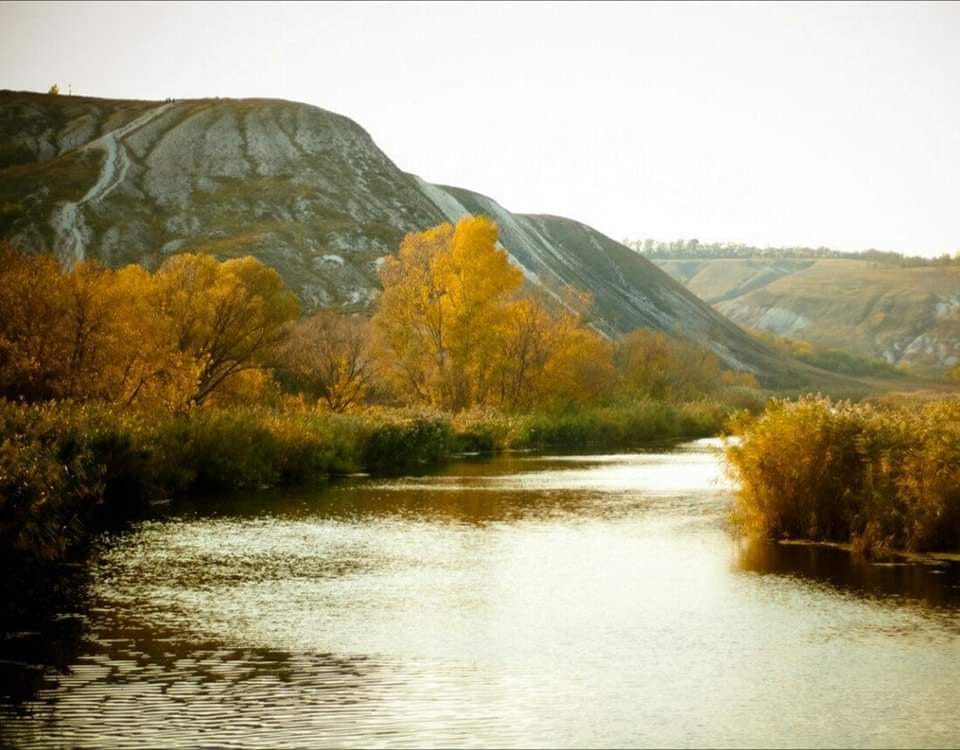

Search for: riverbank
xmin=1 ymin=397 xmax=737 ymax=565
xmin=727 ymin=395 xmax=960 ymax=555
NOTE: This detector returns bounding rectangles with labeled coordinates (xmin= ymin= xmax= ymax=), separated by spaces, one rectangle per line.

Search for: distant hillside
xmin=655 ymin=257 xmax=960 ymax=373
xmin=0 ymin=89 xmax=820 ymax=386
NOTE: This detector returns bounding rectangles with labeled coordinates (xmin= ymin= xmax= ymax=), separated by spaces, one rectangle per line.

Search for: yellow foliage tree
xmin=0 ymin=245 xmax=298 ymax=409
xmin=374 ymin=216 xmax=523 ymax=411
xmin=496 ymin=292 xmax=616 ymax=409
xmin=109 ymin=265 xmax=199 ymax=408
xmin=537 ymin=307 xmax=617 ymax=407
xmin=373 ymin=219 xmax=618 ymax=411
xmin=0 ymin=244 xmax=68 ymax=401
xmin=616 ymin=329 xmax=727 ymax=401
xmin=153 ymin=254 xmax=299 ymax=406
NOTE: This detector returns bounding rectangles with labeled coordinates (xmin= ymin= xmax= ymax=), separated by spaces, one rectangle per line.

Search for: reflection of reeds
xmin=734 ymin=535 xmax=960 ymax=608
xmin=727 ymin=396 xmax=960 ymax=553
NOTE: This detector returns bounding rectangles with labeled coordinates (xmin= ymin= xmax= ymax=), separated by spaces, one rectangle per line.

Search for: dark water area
xmin=2 ymin=439 xmax=959 ymax=748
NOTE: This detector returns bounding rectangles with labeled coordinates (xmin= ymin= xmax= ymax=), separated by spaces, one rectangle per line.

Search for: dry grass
xmin=728 ymin=395 xmax=960 ymax=553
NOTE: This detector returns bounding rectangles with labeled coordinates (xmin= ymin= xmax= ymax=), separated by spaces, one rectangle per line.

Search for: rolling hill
xmin=655 ymin=257 xmax=960 ymax=373
xmin=1 ymin=89 xmax=821 ymax=386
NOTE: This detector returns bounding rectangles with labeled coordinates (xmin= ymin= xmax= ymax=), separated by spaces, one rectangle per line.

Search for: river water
xmin=2 ymin=438 xmax=959 ymax=748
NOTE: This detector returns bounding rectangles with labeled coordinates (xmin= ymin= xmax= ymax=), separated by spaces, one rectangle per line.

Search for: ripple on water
xmin=2 ymin=442 xmax=960 ymax=748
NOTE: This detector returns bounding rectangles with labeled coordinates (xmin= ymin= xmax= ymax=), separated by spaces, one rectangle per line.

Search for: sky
xmin=2 ymin=1 xmax=959 ymax=255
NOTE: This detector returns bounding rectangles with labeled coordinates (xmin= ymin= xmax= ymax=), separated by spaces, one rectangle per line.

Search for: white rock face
xmin=51 ymin=102 xmax=175 ymax=264
xmin=754 ymin=306 xmax=811 ymax=336
xmin=7 ymin=93 xmax=783 ymax=379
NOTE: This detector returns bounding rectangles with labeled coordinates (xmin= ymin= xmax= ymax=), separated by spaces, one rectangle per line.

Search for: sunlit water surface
xmin=2 ymin=438 xmax=960 ymax=748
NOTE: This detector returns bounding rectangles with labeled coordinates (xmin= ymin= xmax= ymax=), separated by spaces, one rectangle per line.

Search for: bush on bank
xmin=727 ymin=396 xmax=960 ymax=553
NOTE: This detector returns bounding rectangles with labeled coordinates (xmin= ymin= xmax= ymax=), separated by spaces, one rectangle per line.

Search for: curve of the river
xmin=2 ymin=438 xmax=959 ymax=748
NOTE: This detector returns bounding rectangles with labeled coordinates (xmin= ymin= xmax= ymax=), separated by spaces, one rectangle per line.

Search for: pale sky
xmin=3 ymin=1 xmax=959 ymax=255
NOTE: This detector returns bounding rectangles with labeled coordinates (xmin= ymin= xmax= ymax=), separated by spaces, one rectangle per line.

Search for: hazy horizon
xmin=3 ymin=0 xmax=959 ymax=256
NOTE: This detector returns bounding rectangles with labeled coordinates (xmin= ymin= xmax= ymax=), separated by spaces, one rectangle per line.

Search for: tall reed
xmin=727 ymin=396 xmax=960 ymax=552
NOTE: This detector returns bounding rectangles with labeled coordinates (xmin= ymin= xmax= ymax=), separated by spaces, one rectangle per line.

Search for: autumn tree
xmin=534 ymin=304 xmax=617 ymax=407
xmin=615 ymin=329 xmax=731 ymax=401
xmin=0 ymin=246 xmax=298 ymax=409
xmin=495 ymin=292 xmax=616 ymax=409
xmin=494 ymin=295 xmax=555 ymax=408
xmin=374 ymin=216 xmax=523 ymax=411
xmin=0 ymin=247 xmax=179 ymax=405
xmin=278 ymin=310 xmax=373 ymax=412
xmin=0 ymin=244 xmax=69 ymax=401
xmin=153 ymin=253 xmax=299 ymax=406
xmin=372 ymin=218 xmax=621 ymax=411
xmin=108 ymin=265 xmax=198 ymax=409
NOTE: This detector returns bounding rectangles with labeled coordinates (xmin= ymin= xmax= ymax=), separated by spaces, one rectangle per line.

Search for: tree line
xmin=623 ymin=238 xmax=960 ymax=268
xmin=0 ymin=217 xmax=757 ymax=415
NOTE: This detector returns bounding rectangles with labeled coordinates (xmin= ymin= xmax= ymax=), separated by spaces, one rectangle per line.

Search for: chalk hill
xmin=655 ymin=257 xmax=960 ymax=373
xmin=1 ymin=90 xmax=807 ymax=384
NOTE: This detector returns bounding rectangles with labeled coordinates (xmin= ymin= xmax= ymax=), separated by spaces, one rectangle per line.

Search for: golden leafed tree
xmin=0 ymin=244 xmax=69 ymax=401
xmin=496 ymin=292 xmax=615 ymax=410
xmin=615 ymin=329 xmax=725 ymax=401
xmin=374 ymin=216 xmax=522 ymax=411
xmin=153 ymin=254 xmax=300 ymax=406
xmin=0 ymin=246 xmax=299 ymax=409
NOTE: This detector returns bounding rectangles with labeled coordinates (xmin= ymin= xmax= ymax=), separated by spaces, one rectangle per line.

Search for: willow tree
xmin=153 ymin=253 xmax=300 ymax=406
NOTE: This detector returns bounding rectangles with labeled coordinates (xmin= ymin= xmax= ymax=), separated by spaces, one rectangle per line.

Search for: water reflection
xmin=737 ymin=537 xmax=960 ymax=611
xmin=2 ymin=440 xmax=960 ymax=748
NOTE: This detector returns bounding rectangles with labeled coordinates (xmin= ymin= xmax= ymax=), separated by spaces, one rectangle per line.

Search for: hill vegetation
xmin=625 ymin=237 xmax=960 ymax=268
xmin=0 ymin=90 xmax=811 ymax=384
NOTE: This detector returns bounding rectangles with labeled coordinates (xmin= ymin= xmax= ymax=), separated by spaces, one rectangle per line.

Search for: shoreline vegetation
xmin=727 ymin=396 xmax=960 ymax=556
xmin=1 ymin=398 xmax=734 ymax=563
xmin=3 ymin=215 xmax=959 ymax=572
xmin=0 ymin=216 xmax=762 ymax=566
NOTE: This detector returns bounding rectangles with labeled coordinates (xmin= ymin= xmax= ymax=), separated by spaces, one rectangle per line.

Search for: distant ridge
xmin=655 ymin=256 xmax=960 ymax=374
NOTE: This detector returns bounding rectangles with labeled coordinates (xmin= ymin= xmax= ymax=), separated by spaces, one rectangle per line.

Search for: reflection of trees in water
xmin=182 ymin=482 xmax=593 ymax=526
xmin=0 ymin=556 xmax=92 ymax=710
xmin=735 ymin=538 xmax=960 ymax=610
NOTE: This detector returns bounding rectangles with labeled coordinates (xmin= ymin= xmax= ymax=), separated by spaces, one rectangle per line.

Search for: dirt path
xmin=53 ymin=102 xmax=174 ymax=265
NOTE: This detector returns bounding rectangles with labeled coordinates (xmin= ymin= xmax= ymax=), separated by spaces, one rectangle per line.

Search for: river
xmin=2 ymin=438 xmax=959 ymax=748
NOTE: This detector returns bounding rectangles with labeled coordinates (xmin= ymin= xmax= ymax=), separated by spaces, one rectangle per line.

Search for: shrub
xmin=359 ymin=409 xmax=454 ymax=472
xmin=728 ymin=396 xmax=960 ymax=552
xmin=0 ymin=402 xmax=143 ymax=560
